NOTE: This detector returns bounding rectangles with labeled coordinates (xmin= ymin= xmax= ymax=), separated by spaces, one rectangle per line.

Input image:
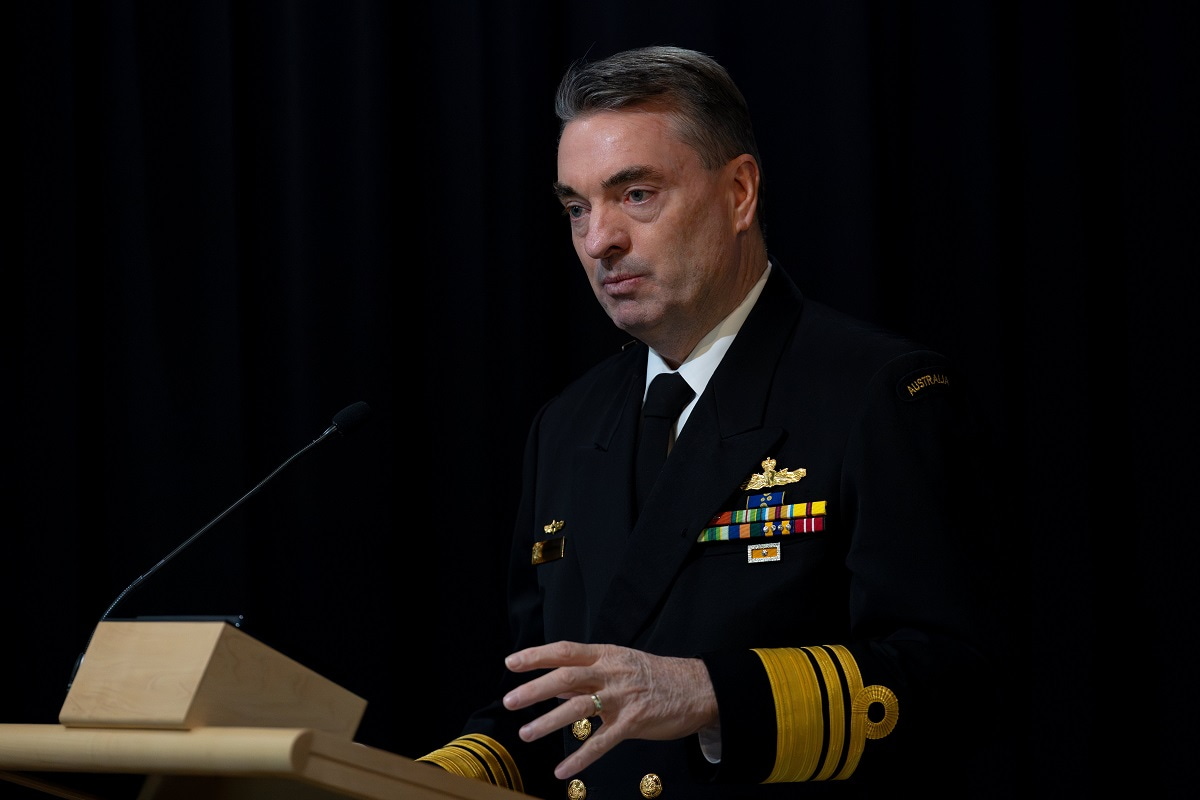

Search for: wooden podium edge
xmin=0 ymin=724 xmax=536 ymax=800
xmin=301 ymin=731 xmax=534 ymax=800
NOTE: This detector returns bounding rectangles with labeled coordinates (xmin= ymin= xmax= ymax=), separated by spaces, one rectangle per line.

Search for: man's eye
xmin=627 ymin=189 xmax=649 ymax=203
xmin=564 ymin=205 xmax=585 ymax=219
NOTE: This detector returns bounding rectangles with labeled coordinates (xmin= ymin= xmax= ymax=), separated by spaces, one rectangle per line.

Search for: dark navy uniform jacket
xmin=428 ymin=264 xmax=1001 ymax=799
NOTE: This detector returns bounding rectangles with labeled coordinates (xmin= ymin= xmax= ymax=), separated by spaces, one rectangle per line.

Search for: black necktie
xmin=635 ymin=372 xmax=695 ymax=513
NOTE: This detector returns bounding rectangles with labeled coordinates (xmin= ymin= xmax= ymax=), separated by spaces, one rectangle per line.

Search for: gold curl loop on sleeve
xmin=852 ymin=684 xmax=899 ymax=740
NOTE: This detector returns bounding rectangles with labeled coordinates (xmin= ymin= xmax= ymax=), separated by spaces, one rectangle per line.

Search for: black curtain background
xmin=6 ymin=1 xmax=1197 ymax=797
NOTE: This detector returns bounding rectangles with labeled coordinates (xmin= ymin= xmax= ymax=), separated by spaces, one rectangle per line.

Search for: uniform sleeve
xmin=699 ymin=350 xmax=1001 ymax=786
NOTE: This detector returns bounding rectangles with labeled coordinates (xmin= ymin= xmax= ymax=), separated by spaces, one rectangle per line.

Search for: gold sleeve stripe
xmin=459 ymin=734 xmax=524 ymax=794
xmin=826 ymin=644 xmax=866 ymax=781
xmin=414 ymin=733 xmax=523 ymax=792
xmin=805 ymin=645 xmax=846 ymax=781
xmin=415 ymin=745 xmax=484 ymax=781
xmin=754 ymin=647 xmax=821 ymax=781
xmin=752 ymin=645 xmax=899 ymax=784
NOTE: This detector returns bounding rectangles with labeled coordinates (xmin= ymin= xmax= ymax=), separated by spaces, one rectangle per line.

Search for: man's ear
xmin=727 ymin=154 xmax=761 ymax=233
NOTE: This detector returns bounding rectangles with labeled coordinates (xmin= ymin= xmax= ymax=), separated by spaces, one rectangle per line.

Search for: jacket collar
xmin=582 ymin=266 xmax=807 ymax=643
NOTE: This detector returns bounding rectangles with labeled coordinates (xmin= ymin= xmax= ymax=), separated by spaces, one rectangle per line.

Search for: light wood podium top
xmin=0 ymin=724 xmax=535 ymax=800
xmin=4 ymin=622 xmax=538 ymax=798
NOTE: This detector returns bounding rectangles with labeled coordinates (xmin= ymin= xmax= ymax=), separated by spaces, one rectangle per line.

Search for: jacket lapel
xmin=591 ymin=268 xmax=807 ymax=644
xmin=570 ymin=358 xmax=644 ymax=614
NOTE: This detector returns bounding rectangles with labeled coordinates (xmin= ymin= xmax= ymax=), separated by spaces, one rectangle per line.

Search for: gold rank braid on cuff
xmin=805 ymin=645 xmax=847 ymax=781
xmin=751 ymin=645 xmax=898 ymax=783
xmin=414 ymin=733 xmax=524 ymax=793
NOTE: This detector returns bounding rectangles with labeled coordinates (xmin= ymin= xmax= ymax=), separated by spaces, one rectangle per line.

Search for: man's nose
xmin=583 ymin=206 xmax=629 ymax=260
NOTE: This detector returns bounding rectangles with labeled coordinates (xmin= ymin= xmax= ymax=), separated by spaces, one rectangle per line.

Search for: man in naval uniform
xmin=417 ymin=45 xmax=1003 ymax=799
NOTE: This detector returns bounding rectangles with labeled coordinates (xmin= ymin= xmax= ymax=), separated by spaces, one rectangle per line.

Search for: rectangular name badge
xmin=748 ymin=543 xmax=780 ymax=563
xmin=532 ymin=537 xmax=565 ymax=565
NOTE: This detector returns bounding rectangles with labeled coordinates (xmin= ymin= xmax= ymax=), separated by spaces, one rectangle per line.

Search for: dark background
xmin=6 ymin=1 xmax=1197 ymax=797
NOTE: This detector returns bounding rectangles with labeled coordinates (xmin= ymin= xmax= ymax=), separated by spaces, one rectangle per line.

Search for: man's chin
xmin=606 ymin=309 xmax=656 ymax=340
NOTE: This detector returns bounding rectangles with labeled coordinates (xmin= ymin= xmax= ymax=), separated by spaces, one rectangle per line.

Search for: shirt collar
xmin=644 ymin=262 xmax=772 ymax=432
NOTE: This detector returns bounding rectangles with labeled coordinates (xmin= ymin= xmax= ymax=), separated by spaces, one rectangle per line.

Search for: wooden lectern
xmin=0 ymin=621 xmax=536 ymax=800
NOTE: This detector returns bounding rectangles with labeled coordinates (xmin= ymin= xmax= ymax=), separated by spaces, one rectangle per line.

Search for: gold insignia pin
xmin=534 ymin=521 xmax=566 ymax=565
xmin=741 ymin=458 xmax=806 ymax=490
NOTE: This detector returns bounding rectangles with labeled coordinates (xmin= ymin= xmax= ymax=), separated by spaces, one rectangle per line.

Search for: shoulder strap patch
xmin=897 ymin=367 xmax=952 ymax=401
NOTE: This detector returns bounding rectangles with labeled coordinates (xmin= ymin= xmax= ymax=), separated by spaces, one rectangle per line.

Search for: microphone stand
xmin=66 ymin=402 xmax=370 ymax=692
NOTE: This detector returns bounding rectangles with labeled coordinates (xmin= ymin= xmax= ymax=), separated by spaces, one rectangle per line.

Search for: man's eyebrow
xmin=602 ymin=165 xmax=659 ymax=190
xmin=552 ymin=165 xmax=663 ymax=201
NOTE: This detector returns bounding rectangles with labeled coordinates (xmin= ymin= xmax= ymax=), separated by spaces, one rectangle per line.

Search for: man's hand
xmin=502 ymin=641 xmax=719 ymax=779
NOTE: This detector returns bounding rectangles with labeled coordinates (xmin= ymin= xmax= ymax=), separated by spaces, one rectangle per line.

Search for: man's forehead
xmin=560 ymin=108 xmax=679 ymax=153
xmin=557 ymin=110 xmax=694 ymax=192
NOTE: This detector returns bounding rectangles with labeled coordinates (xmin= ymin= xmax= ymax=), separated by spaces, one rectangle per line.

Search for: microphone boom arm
xmin=67 ymin=402 xmax=370 ymax=691
xmin=98 ymin=429 xmax=332 ymax=623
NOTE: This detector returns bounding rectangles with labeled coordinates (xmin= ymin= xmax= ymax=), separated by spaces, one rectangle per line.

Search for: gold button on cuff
xmin=567 ymin=778 xmax=587 ymax=799
xmin=571 ymin=718 xmax=592 ymax=740
xmin=639 ymin=773 xmax=663 ymax=798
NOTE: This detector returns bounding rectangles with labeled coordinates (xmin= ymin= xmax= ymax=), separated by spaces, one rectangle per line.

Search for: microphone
xmin=66 ymin=401 xmax=372 ymax=690
xmin=325 ymin=400 xmax=371 ymax=438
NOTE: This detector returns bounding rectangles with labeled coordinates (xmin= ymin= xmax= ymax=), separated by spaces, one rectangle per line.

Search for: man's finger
xmin=503 ymin=666 xmax=594 ymax=710
xmin=506 ymin=640 xmax=600 ymax=672
xmin=516 ymin=691 xmax=607 ymax=742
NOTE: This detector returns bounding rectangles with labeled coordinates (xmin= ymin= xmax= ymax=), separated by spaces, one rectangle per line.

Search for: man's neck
xmin=654 ymin=259 xmax=771 ymax=370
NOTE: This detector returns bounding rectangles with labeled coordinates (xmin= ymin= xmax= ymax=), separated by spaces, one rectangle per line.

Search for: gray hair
xmin=555 ymin=46 xmax=765 ymax=230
